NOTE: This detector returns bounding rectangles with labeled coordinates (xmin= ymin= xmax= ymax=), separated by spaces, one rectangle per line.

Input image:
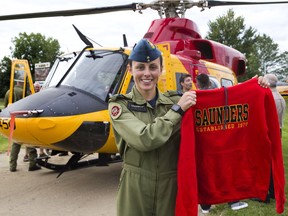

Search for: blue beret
xmin=128 ymin=39 xmax=162 ymax=63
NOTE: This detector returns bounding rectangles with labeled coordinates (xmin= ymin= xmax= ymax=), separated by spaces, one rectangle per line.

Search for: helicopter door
xmin=221 ymin=78 xmax=234 ymax=87
xmin=7 ymin=59 xmax=35 ymax=106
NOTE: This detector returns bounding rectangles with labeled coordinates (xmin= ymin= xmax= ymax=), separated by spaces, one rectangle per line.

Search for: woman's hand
xmin=177 ymin=91 xmax=197 ymax=112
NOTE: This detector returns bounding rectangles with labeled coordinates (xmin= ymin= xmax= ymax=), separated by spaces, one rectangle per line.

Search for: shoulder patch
xmin=109 ymin=103 xmax=122 ymax=119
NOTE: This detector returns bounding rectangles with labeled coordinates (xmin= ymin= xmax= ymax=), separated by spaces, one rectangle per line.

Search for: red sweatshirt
xmin=176 ymin=79 xmax=285 ymax=216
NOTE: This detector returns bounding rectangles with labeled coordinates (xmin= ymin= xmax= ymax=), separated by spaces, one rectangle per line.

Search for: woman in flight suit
xmin=108 ymin=39 xmax=196 ymax=216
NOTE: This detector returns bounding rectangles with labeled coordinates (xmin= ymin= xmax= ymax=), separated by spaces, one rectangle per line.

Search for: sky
xmin=0 ymin=0 xmax=288 ymax=60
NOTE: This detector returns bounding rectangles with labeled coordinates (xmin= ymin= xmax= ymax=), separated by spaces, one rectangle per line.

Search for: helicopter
xmin=1 ymin=0 xmax=288 ymax=174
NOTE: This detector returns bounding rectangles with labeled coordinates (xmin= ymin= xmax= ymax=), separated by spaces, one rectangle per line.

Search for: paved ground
xmin=0 ymin=149 xmax=204 ymax=216
xmin=0 ymin=149 xmax=120 ymax=216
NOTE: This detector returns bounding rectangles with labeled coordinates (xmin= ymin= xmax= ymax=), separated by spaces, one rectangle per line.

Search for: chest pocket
xmin=128 ymin=102 xmax=153 ymax=124
xmin=123 ymin=103 xmax=171 ymax=167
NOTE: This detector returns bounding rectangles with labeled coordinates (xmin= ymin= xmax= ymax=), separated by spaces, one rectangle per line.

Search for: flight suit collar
xmin=129 ymin=85 xmax=174 ymax=106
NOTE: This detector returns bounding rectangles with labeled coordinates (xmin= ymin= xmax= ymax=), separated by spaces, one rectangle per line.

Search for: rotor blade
xmin=207 ymin=1 xmax=288 ymax=7
xmin=0 ymin=3 xmax=138 ymax=21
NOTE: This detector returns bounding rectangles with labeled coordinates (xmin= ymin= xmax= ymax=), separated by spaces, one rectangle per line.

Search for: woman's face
xmin=129 ymin=57 xmax=162 ymax=94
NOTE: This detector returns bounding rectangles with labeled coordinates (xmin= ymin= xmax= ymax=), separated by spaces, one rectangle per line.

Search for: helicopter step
xmin=36 ymin=153 xmax=122 ymax=177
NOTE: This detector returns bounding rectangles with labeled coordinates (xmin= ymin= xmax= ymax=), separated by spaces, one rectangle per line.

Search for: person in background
xmin=4 ymin=81 xmax=24 ymax=172
xmin=23 ymin=82 xmax=48 ymax=162
xmin=261 ymin=73 xmax=286 ymax=203
xmin=109 ymin=39 xmax=197 ymax=216
xmin=196 ymin=73 xmax=211 ymax=90
xmin=3 ymin=81 xmax=23 ymax=108
xmin=5 ymin=81 xmax=42 ymax=172
xmin=34 ymin=82 xmax=41 ymax=92
xmin=264 ymin=74 xmax=286 ymax=135
xmin=196 ymin=73 xmax=248 ymax=213
xmin=4 ymin=82 xmax=41 ymax=172
xmin=179 ymin=74 xmax=193 ymax=92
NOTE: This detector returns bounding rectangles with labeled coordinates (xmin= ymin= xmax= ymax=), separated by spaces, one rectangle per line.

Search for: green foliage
xmin=0 ymin=32 xmax=63 ymax=98
xmin=276 ymin=52 xmax=288 ymax=81
xmin=11 ymin=32 xmax=62 ymax=76
xmin=206 ymin=9 xmax=287 ymax=82
xmin=206 ymin=9 xmax=259 ymax=81
xmin=206 ymin=9 xmax=257 ymax=53
xmin=255 ymin=34 xmax=282 ymax=76
xmin=0 ymin=135 xmax=8 ymax=153
xmin=0 ymin=98 xmax=8 ymax=153
xmin=0 ymin=57 xmax=12 ymax=98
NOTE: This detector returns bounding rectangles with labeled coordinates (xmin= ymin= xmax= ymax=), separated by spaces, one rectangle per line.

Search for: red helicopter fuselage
xmin=144 ymin=18 xmax=246 ymax=76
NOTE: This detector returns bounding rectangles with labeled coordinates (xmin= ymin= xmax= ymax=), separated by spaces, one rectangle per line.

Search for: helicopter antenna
xmin=123 ymin=34 xmax=128 ymax=47
xmin=86 ymin=36 xmax=103 ymax=47
xmin=72 ymin=24 xmax=93 ymax=48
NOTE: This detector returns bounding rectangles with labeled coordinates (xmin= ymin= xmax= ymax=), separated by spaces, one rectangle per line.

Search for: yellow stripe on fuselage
xmin=0 ymin=110 xmax=118 ymax=153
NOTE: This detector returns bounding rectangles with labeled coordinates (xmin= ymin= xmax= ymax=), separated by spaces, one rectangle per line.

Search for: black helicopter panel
xmin=54 ymin=120 xmax=110 ymax=153
xmin=0 ymin=86 xmax=108 ymax=118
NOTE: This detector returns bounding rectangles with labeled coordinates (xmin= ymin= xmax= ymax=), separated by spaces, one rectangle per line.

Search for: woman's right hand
xmin=177 ymin=91 xmax=197 ymax=112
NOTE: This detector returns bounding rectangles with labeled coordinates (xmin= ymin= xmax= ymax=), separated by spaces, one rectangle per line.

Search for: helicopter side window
xmin=127 ymin=78 xmax=134 ymax=93
xmin=209 ymin=76 xmax=221 ymax=89
xmin=221 ymin=78 xmax=233 ymax=87
xmin=61 ymin=50 xmax=126 ymax=101
xmin=175 ymin=72 xmax=187 ymax=91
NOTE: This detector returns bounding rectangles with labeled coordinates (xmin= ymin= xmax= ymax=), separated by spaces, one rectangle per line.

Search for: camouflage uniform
xmin=109 ymin=86 xmax=182 ymax=216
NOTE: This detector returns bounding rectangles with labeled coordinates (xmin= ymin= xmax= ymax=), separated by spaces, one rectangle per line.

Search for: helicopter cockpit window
xmin=43 ymin=53 xmax=77 ymax=88
xmin=61 ymin=50 xmax=125 ymax=101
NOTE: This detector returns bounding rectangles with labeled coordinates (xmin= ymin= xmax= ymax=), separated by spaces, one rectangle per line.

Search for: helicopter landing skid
xmin=35 ymin=153 xmax=122 ymax=178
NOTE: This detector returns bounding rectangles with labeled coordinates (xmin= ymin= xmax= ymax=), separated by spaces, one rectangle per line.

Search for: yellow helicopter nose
xmin=38 ymin=118 xmax=56 ymax=129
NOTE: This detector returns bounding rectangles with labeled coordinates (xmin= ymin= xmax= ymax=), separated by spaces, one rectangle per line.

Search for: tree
xmin=276 ymin=51 xmax=288 ymax=81
xmin=10 ymin=32 xmax=62 ymax=76
xmin=0 ymin=57 xmax=12 ymax=97
xmin=205 ymin=9 xmax=285 ymax=81
xmin=254 ymin=34 xmax=281 ymax=75
xmin=0 ymin=32 xmax=62 ymax=98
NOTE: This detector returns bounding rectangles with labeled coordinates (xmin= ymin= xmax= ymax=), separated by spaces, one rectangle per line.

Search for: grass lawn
xmin=0 ymin=98 xmax=8 ymax=152
xmin=0 ymin=98 xmax=3 ymax=110
xmin=0 ymin=98 xmax=287 ymax=215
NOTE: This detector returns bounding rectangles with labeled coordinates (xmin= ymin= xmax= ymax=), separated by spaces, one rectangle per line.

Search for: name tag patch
xmin=128 ymin=102 xmax=147 ymax=112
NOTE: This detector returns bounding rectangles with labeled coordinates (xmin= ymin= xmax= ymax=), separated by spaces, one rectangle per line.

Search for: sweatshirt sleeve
xmin=175 ymin=108 xmax=198 ymax=216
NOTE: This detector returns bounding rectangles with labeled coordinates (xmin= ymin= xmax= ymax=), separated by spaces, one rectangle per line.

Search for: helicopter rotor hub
xmin=140 ymin=0 xmax=198 ymax=18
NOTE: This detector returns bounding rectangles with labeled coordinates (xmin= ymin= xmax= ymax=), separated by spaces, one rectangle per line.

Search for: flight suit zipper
xmin=151 ymin=106 xmax=159 ymax=216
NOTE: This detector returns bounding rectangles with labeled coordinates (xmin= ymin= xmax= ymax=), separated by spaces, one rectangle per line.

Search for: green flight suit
xmin=4 ymin=85 xmax=24 ymax=171
xmin=4 ymin=85 xmax=23 ymax=107
xmin=109 ymin=86 xmax=182 ymax=216
xmin=9 ymin=143 xmax=21 ymax=171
